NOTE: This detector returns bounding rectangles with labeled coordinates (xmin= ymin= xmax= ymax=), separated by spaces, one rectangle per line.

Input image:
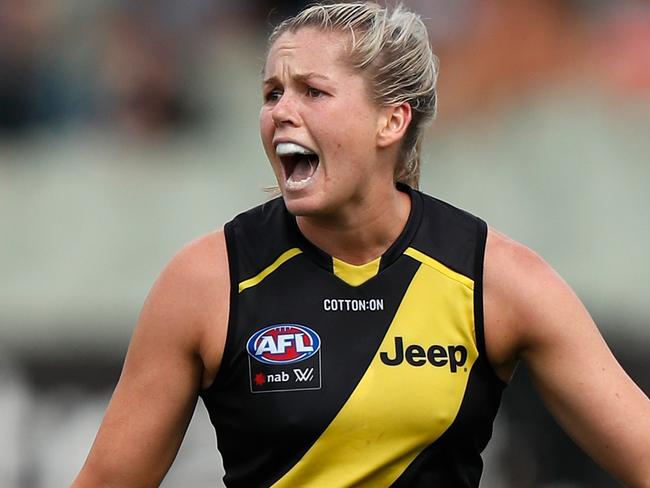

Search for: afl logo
xmin=247 ymin=324 xmax=321 ymax=365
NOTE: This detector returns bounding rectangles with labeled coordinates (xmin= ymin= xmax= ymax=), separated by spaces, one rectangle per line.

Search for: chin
xmin=282 ymin=194 xmax=319 ymax=217
xmin=281 ymin=189 xmax=332 ymax=218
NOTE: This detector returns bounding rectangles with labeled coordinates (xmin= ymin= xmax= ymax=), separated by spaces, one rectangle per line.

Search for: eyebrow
xmin=263 ymin=72 xmax=332 ymax=86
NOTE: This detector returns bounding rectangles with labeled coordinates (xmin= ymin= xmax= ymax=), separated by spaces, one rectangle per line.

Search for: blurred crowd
xmin=0 ymin=0 xmax=310 ymax=139
xmin=1 ymin=0 xmax=648 ymax=142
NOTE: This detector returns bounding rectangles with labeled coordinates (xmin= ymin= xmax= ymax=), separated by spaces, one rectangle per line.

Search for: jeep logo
xmin=380 ymin=336 xmax=468 ymax=372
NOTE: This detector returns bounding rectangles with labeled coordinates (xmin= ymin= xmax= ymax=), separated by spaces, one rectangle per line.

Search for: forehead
xmin=265 ymin=28 xmax=351 ymax=75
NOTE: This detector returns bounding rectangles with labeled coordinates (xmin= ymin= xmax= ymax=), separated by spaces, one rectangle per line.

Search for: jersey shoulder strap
xmin=410 ymin=190 xmax=487 ymax=282
xmin=224 ymin=196 xmax=297 ymax=285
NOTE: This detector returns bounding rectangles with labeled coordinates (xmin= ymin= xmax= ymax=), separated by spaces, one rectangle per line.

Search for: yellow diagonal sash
xmin=272 ymin=256 xmax=478 ymax=487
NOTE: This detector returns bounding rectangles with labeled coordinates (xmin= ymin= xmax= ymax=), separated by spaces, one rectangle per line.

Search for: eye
xmin=306 ymin=87 xmax=325 ymax=98
xmin=264 ymin=89 xmax=283 ymax=103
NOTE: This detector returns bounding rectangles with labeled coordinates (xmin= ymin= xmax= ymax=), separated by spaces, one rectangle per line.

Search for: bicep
xmin=101 ymin=318 xmax=203 ymax=479
xmin=521 ymin=277 xmax=645 ymax=446
xmin=75 ymin=290 xmax=202 ymax=486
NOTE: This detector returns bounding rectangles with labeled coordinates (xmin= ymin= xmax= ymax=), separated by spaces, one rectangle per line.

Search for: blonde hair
xmin=268 ymin=2 xmax=439 ymax=189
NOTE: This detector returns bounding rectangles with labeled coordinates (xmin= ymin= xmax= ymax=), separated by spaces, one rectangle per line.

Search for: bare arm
xmin=484 ymin=229 xmax=650 ymax=488
xmin=71 ymin=231 xmax=229 ymax=487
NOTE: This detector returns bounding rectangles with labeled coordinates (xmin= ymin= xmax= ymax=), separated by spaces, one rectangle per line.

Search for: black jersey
xmin=200 ymin=185 xmax=506 ymax=487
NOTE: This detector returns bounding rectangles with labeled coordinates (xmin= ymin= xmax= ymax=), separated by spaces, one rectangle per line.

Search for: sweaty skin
xmin=72 ymin=27 xmax=650 ymax=488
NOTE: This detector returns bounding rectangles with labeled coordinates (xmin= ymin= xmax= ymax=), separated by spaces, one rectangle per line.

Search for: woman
xmin=72 ymin=3 xmax=650 ymax=487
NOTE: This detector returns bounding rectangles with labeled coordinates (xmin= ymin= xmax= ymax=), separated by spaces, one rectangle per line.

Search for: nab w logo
xmin=293 ymin=367 xmax=314 ymax=382
xmin=247 ymin=324 xmax=321 ymax=365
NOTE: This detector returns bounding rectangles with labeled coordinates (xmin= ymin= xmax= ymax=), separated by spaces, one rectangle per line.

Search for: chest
xmin=227 ymin=254 xmax=478 ymax=433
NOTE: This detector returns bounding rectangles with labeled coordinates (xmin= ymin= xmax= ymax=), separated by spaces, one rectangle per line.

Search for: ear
xmin=376 ymin=102 xmax=412 ymax=149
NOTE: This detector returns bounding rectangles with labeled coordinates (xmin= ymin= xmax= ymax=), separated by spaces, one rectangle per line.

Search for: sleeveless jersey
xmin=200 ymin=185 xmax=506 ymax=487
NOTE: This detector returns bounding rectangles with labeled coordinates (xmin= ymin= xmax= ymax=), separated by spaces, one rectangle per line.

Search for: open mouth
xmin=276 ymin=142 xmax=320 ymax=189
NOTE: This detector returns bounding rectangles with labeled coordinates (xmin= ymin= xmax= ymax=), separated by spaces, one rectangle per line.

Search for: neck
xmin=296 ymin=184 xmax=411 ymax=265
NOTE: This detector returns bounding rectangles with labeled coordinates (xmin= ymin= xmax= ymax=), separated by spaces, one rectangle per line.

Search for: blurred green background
xmin=1 ymin=1 xmax=648 ymax=487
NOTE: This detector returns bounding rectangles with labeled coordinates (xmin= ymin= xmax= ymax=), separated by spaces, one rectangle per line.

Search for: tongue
xmin=290 ymin=156 xmax=317 ymax=182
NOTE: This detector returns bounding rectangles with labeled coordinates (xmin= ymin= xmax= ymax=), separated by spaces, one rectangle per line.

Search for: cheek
xmin=259 ymin=109 xmax=272 ymax=136
xmin=328 ymin=118 xmax=376 ymax=160
xmin=259 ymin=111 xmax=275 ymax=149
xmin=259 ymin=116 xmax=279 ymax=175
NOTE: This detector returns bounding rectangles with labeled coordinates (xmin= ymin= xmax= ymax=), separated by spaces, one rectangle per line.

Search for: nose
xmin=271 ymin=93 xmax=299 ymax=128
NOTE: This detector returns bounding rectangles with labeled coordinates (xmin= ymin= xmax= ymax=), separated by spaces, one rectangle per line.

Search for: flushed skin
xmin=72 ymin=27 xmax=650 ymax=488
xmin=261 ymin=29 xmax=398 ymax=219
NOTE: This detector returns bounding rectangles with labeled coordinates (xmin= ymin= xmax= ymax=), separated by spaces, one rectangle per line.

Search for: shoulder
xmin=484 ymin=228 xmax=577 ymax=334
xmin=483 ymin=228 xmax=580 ymax=378
xmin=225 ymin=195 xmax=286 ymax=249
xmin=139 ymin=230 xmax=230 ymax=358
xmin=410 ymin=190 xmax=486 ymax=279
xmin=151 ymin=230 xmax=228 ymax=305
xmin=484 ymin=227 xmax=558 ymax=302
xmin=415 ymin=189 xmax=484 ymax=228
xmin=226 ymin=195 xmax=285 ymax=235
xmin=225 ymin=196 xmax=306 ymax=283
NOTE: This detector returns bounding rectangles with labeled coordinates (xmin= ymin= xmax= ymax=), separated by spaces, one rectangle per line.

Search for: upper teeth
xmin=276 ymin=142 xmax=315 ymax=156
